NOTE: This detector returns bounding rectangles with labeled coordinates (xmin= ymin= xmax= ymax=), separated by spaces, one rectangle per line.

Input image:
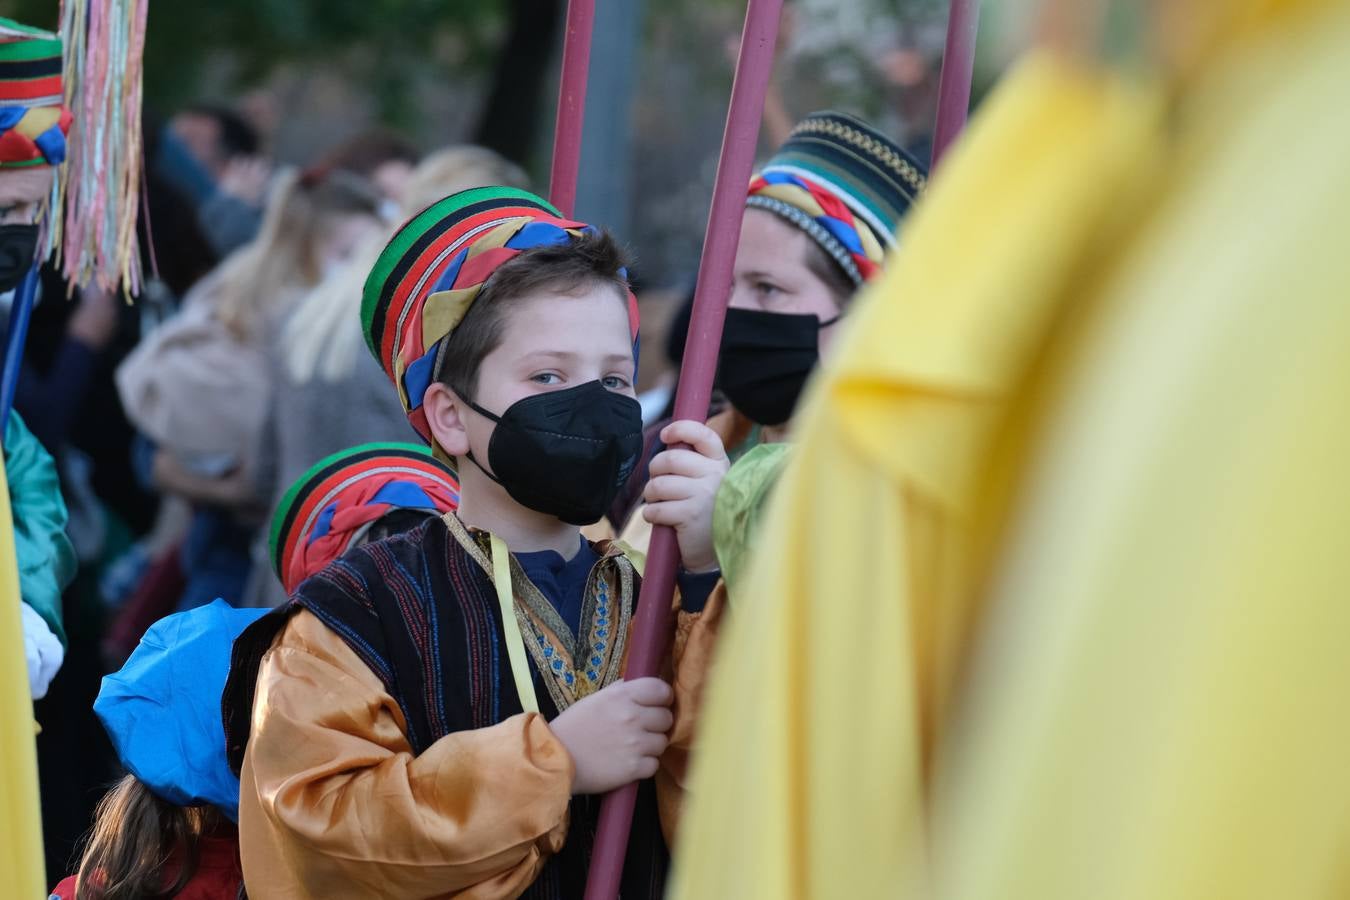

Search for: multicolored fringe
xmin=51 ymin=0 xmax=148 ymax=293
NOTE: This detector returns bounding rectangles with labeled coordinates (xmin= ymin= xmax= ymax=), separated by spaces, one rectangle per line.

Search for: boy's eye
xmin=754 ymin=280 xmax=783 ymax=298
xmin=601 ymin=375 xmax=631 ymax=391
xmin=531 ymin=373 xmax=562 ymax=385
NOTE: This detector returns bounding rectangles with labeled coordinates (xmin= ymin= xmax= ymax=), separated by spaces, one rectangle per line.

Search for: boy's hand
xmin=551 ymin=678 xmax=674 ymax=794
xmin=642 ymin=420 xmax=729 ymax=573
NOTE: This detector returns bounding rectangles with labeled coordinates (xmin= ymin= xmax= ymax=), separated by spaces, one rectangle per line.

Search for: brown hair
xmin=435 ymin=229 xmax=631 ymax=402
xmin=73 ymin=775 xmax=224 ymax=900
xmin=801 ymin=239 xmax=857 ymax=309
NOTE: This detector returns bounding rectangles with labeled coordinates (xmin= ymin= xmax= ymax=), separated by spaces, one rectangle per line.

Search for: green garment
xmin=712 ymin=442 xmax=792 ymax=598
xmin=5 ymin=412 xmax=74 ymax=647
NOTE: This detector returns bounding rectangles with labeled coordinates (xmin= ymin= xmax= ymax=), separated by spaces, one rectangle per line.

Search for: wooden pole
xmin=582 ymin=0 xmax=784 ymax=896
xmin=548 ymin=0 xmax=597 ymax=217
xmin=931 ymin=0 xmax=982 ymax=166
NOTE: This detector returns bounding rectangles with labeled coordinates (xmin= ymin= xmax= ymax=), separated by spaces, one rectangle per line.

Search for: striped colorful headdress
xmin=362 ymin=185 xmax=640 ymax=443
xmin=0 ymin=18 xmax=70 ymax=169
xmin=269 ymin=442 xmax=460 ymax=595
xmin=747 ymin=110 xmax=928 ymax=286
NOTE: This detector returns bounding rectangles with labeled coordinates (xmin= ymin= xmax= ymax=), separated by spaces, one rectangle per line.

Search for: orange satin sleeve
xmin=238 ymin=610 xmax=575 ymax=900
xmin=656 ymin=580 xmax=727 ymax=848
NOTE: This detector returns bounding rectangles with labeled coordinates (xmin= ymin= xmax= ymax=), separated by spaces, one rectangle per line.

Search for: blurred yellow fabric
xmin=0 ymin=454 xmax=46 ymax=900
xmin=669 ymin=0 xmax=1350 ymax=898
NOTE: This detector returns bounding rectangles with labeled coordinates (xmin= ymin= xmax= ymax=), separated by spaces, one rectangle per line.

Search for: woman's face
xmin=729 ymin=208 xmax=844 ymax=356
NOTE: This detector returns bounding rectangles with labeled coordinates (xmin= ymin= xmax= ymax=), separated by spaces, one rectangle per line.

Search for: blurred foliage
xmin=7 ymin=0 xmax=505 ymax=119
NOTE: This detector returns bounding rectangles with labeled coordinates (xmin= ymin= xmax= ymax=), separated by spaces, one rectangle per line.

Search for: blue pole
xmin=0 ymin=265 xmax=40 ymax=437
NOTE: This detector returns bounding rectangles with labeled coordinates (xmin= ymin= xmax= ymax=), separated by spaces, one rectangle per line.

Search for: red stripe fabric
xmin=0 ymin=74 xmax=62 ymax=102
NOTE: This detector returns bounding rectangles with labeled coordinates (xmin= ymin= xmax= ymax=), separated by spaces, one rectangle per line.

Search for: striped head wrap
xmin=269 ymin=442 xmax=460 ymax=595
xmin=747 ymin=110 xmax=928 ymax=286
xmin=0 ymin=17 xmax=70 ymax=168
xmin=362 ymin=185 xmax=640 ymax=443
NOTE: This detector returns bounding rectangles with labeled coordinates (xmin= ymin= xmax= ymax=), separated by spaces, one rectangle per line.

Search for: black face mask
xmin=0 ymin=224 xmax=39 ymax=293
xmin=718 ymin=307 xmax=838 ymax=427
xmin=466 ymin=380 xmax=643 ymax=526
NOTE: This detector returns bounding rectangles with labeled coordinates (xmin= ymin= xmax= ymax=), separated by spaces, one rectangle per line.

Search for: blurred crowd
xmin=20 ymin=105 xmax=556 ymax=876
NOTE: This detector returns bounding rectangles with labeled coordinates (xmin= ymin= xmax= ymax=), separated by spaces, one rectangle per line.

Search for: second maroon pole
xmin=581 ymin=1 xmax=785 ymax=898
xmin=930 ymin=0 xmax=982 ymax=167
xmin=548 ymin=0 xmax=597 ymax=217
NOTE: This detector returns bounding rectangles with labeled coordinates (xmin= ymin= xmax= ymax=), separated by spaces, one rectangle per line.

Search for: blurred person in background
xmin=169 ymin=104 xmax=261 ymax=184
xmin=240 ymin=145 xmax=526 ymax=607
xmin=157 ymin=104 xmax=270 ymax=259
xmin=117 ymin=163 xmax=385 ymax=613
xmin=321 ymin=128 xmax=422 ymax=206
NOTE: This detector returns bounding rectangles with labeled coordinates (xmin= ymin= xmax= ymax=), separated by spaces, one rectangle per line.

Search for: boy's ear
xmin=423 ymin=383 xmax=471 ymax=458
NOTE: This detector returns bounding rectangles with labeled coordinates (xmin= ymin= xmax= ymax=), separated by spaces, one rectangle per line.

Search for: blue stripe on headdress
xmin=309 ymin=502 xmax=339 ymax=544
xmin=429 ymin=247 xmax=470 ymax=293
xmin=402 ymin=343 xmax=439 ymax=411
xmin=506 ymin=221 xmax=571 ymax=250
xmin=371 ymin=480 xmax=438 ymax=510
xmin=34 ymin=125 xmax=65 ymax=165
xmin=818 ymin=215 xmax=864 ymax=255
xmin=0 ymin=108 xmax=24 ymax=132
xmin=760 ymin=170 xmax=801 ymax=187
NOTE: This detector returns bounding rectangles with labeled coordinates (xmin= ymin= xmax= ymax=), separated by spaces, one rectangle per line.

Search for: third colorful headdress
xmin=269 ymin=442 xmax=460 ymax=595
xmin=0 ymin=18 xmax=70 ymax=170
xmin=747 ymin=111 xmax=928 ymax=285
xmin=361 ymin=185 xmax=640 ymax=442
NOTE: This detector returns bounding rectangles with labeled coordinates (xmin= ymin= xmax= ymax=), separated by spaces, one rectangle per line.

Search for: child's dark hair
xmin=434 ymin=229 xmax=630 ymax=402
xmin=802 ymin=239 xmax=857 ymax=306
xmin=73 ymin=775 xmax=225 ymax=900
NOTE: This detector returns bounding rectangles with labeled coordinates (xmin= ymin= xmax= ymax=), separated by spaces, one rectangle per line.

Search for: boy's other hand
xmin=642 ymin=420 xmax=730 ymax=573
xmin=551 ymin=677 xmax=674 ymax=795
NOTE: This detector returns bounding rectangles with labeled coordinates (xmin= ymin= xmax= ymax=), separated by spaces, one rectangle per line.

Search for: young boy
xmin=225 ymin=187 xmax=727 ymax=899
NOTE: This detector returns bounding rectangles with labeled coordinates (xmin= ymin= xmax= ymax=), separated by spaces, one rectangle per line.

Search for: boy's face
xmin=729 ymin=208 xmax=844 ymax=357
xmin=425 ymin=281 xmax=637 ymax=464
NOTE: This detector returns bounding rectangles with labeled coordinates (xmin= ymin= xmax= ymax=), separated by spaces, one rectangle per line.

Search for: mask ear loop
xmin=459 ymin=394 xmax=507 ymax=486
xmin=818 ymin=313 xmax=842 ymax=329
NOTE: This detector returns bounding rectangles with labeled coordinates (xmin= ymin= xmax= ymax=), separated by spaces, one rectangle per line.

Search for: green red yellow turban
xmin=268 ymin=442 xmax=460 ymax=595
xmin=0 ymin=17 xmax=70 ymax=169
xmin=361 ymin=185 xmax=639 ymax=442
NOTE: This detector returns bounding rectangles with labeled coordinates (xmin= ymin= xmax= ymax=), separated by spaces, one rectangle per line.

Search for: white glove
xmin=20 ymin=601 xmax=63 ymax=700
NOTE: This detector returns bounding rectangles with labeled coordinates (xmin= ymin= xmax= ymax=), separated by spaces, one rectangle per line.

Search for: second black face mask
xmin=467 ymin=380 xmax=643 ymax=526
xmin=718 ymin=307 xmax=836 ymax=427
xmin=0 ymin=224 xmax=39 ymax=294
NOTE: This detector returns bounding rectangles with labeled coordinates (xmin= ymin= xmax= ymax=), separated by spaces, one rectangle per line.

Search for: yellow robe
xmin=0 ymin=455 xmax=44 ymax=899
xmin=670 ymin=0 xmax=1350 ymax=897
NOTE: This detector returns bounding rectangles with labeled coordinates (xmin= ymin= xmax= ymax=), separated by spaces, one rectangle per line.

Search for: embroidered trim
xmin=791 ymin=118 xmax=928 ymax=195
xmin=441 ymin=512 xmax=634 ymax=712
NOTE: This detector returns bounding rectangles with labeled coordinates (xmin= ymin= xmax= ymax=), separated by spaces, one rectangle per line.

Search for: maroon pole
xmin=930 ymin=0 xmax=982 ymax=167
xmin=582 ymin=1 xmax=783 ymax=897
xmin=548 ymin=0 xmax=597 ymax=217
